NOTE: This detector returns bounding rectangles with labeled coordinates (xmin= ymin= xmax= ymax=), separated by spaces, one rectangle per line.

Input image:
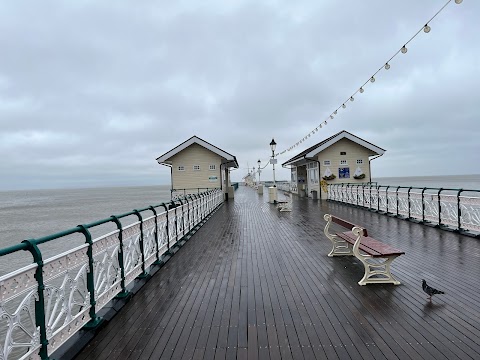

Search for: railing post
xmin=185 ymin=196 xmax=191 ymax=233
xmin=22 ymin=239 xmax=49 ymax=360
xmin=133 ymin=210 xmax=148 ymax=278
xmin=438 ymin=188 xmax=443 ymax=227
xmin=421 ymin=187 xmax=427 ymax=223
xmin=149 ymin=206 xmax=162 ymax=265
xmin=77 ymin=224 xmax=103 ymax=329
xmin=457 ymin=189 xmax=463 ymax=232
xmin=362 ymin=184 xmax=365 ymax=207
xmin=396 ymin=186 xmax=400 ymax=216
xmin=369 ymin=184 xmax=373 ymax=210
xmin=171 ymin=201 xmax=179 ymax=244
xmin=377 ymin=185 xmax=380 ymax=212
xmin=109 ymin=215 xmax=129 ymax=298
xmin=386 ymin=186 xmax=390 ymax=214
xmin=407 ymin=187 xmax=412 ymax=219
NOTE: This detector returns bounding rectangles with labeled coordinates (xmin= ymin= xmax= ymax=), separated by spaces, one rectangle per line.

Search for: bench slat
xmin=337 ymin=232 xmax=405 ymax=257
xmin=331 ymin=216 xmax=368 ymax=237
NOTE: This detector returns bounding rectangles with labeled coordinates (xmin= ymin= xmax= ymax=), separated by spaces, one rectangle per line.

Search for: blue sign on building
xmin=339 ymin=167 xmax=350 ymax=178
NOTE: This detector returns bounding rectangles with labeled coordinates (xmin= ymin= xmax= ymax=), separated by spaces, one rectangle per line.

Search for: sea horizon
xmin=1 ymin=173 xmax=480 ymax=193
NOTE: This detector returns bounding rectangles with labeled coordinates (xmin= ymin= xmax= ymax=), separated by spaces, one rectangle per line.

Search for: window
xmin=309 ymin=168 xmax=318 ymax=183
xmin=291 ymin=169 xmax=297 ymax=182
xmin=209 ymin=164 xmax=216 ymax=170
xmin=323 ymin=160 xmax=331 ymax=166
xmin=178 ymin=165 xmax=185 ymax=171
xmin=340 ymin=160 xmax=348 ymax=165
xmin=356 ymin=159 xmax=363 ymax=164
xmin=339 ymin=167 xmax=350 ymax=178
xmin=340 ymin=151 xmax=347 ymax=155
xmin=193 ymin=165 xmax=200 ymax=171
xmin=307 ymin=162 xmax=317 ymax=169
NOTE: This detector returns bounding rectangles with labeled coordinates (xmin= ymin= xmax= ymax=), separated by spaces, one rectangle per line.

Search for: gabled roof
xmin=282 ymin=130 xmax=385 ymax=167
xmin=156 ymin=135 xmax=239 ymax=168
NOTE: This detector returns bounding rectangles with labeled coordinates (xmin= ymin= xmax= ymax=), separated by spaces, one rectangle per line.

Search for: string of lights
xmin=269 ymin=0 xmax=463 ymax=158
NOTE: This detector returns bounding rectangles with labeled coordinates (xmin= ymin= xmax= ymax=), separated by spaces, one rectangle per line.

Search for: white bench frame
xmin=277 ymin=193 xmax=292 ymax=212
xmin=323 ymin=214 xmax=402 ymax=286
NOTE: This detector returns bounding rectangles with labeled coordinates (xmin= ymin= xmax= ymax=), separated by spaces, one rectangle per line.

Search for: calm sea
xmin=1 ymin=175 xmax=479 ymax=274
xmin=0 ymin=185 xmax=171 ymax=274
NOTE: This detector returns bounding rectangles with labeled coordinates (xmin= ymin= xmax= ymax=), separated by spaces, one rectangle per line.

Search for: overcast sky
xmin=0 ymin=0 xmax=478 ymax=190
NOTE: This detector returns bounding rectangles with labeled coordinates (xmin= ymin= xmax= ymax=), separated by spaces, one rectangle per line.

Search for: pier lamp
xmin=257 ymin=159 xmax=261 ymax=184
xmin=270 ymin=138 xmax=277 ymax=187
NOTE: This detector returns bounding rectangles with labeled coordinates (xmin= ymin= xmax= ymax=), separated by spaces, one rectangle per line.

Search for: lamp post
xmin=257 ymin=159 xmax=261 ymax=184
xmin=257 ymin=159 xmax=264 ymax=195
xmin=270 ymin=138 xmax=277 ymax=187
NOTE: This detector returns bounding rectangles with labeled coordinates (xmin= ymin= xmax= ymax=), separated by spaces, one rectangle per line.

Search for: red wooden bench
xmin=323 ymin=214 xmax=405 ymax=285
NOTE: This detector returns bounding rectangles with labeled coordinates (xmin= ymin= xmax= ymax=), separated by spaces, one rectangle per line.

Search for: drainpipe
xmin=368 ymin=153 xmax=384 ymax=184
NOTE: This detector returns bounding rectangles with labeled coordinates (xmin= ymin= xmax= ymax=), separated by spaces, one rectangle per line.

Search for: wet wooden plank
xmin=71 ymin=186 xmax=480 ymax=360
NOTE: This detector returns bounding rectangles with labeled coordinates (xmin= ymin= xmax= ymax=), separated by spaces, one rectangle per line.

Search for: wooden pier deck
xmin=74 ymin=186 xmax=480 ymax=360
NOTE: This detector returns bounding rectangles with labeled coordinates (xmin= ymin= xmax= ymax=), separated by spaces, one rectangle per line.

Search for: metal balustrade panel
xmin=0 ymin=263 xmax=41 ymax=360
xmin=92 ymin=230 xmax=122 ymax=311
xmin=156 ymin=213 xmax=169 ymax=256
xmin=409 ymin=191 xmax=424 ymax=220
xmin=397 ymin=190 xmax=409 ymax=217
xmin=440 ymin=194 xmax=459 ymax=228
xmin=378 ymin=188 xmax=388 ymax=212
xmin=167 ymin=208 xmax=177 ymax=248
xmin=141 ymin=216 xmax=157 ymax=269
xmin=121 ymin=222 xmax=143 ymax=286
xmin=460 ymin=195 xmax=480 ymax=232
xmin=42 ymin=244 xmax=91 ymax=355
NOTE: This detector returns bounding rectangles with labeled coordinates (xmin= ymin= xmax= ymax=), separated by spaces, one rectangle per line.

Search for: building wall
xmin=170 ymin=143 xmax=223 ymax=190
xmin=316 ymin=138 xmax=375 ymax=187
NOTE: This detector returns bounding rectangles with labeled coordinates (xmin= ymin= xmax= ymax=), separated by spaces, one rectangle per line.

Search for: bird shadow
xmin=422 ymin=300 xmax=445 ymax=314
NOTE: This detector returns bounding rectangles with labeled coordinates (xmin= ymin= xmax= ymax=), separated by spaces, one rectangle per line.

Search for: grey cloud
xmin=0 ymin=0 xmax=478 ymax=190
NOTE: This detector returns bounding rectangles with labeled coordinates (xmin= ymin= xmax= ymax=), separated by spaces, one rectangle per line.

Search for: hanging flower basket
xmin=353 ymin=173 xmax=366 ymax=180
xmin=322 ymin=174 xmax=336 ymax=181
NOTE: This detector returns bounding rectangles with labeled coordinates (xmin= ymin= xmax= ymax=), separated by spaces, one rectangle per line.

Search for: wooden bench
xmin=323 ymin=213 xmax=405 ymax=286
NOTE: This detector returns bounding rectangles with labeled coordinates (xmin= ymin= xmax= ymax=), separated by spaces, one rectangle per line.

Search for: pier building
xmin=282 ymin=130 xmax=385 ymax=199
xmin=156 ymin=136 xmax=238 ymax=200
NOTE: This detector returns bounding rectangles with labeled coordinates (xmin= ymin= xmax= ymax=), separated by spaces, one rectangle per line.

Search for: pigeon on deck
xmin=422 ymin=279 xmax=445 ymax=301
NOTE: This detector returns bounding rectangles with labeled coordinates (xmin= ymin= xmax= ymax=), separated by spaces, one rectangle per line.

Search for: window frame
xmin=323 ymin=160 xmax=331 ymax=166
xmin=178 ymin=165 xmax=185 ymax=171
xmin=356 ymin=159 xmax=363 ymax=165
xmin=209 ymin=164 xmax=216 ymax=171
xmin=193 ymin=165 xmax=201 ymax=171
xmin=340 ymin=159 xmax=348 ymax=166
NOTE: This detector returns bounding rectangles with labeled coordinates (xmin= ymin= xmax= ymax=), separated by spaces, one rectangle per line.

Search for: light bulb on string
xmin=334 ymin=110 xmax=337 ymax=115
xmin=325 ymin=121 xmax=327 ymax=125
xmin=401 ymin=45 xmax=407 ymax=54
xmin=423 ymin=24 xmax=431 ymax=33
xmin=455 ymin=0 xmax=462 ymax=4
xmin=370 ymin=76 xmax=375 ymax=83
xmin=385 ymin=63 xmax=390 ymax=70
xmin=359 ymin=87 xmax=364 ymax=93
xmin=350 ymin=96 xmax=354 ymax=102
xmin=330 ymin=115 xmax=333 ymax=119
xmin=342 ymin=103 xmax=346 ymax=109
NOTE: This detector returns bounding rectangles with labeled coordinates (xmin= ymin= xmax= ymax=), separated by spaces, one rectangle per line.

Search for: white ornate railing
xmin=0 ymin=189 xmax=223 ymax=360
xmin=327 ymin=184 xmax=480 ymax=235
